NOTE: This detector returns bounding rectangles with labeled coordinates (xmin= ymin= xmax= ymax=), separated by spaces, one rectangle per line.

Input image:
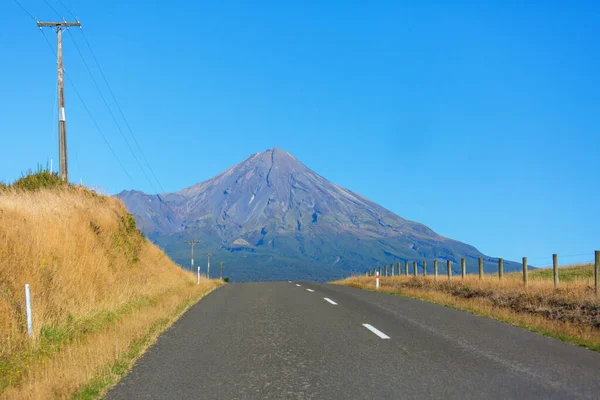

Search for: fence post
xmin=479 ymin=258 xmax=483 ymax=280
xmin=461 ymin=258 xmax=466 ymax=280
xmin=413 ymin=261 xmax=417 ymax=277
xmin=434 ymin=260 xmax=438 ymax=280
xmin=384 ymin=264 xmax=388 ymax=277
xmin=498 ymin=258 xmax=503 ymax=280
xmin=404 ymin=261 xmax=409 ymax=276
xmin=423 ymin=260 xmax=427 ymax=276
xmin=447 ymin=260 xmax=452 ymax=280
xmin=378 ymin=266 xmax=382 ymax=278
xmin=391 ymin=263 xmax=394 ymax=276
xmin=25 ymin=284 xmax=33 ymax=337
xmin=397 ymin=262 xmax=400 ymax=276
xmin=553 ymin=254 xmax=559 ymax=288
xmin=522 ymin=257 xmax=528 ymax=287
xmin=595 ymin=251 xmax=599 ymax=297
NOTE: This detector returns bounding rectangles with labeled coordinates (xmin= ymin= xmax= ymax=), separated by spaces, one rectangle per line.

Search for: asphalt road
xmin=107 ymin=282 xmax=600 ymax=399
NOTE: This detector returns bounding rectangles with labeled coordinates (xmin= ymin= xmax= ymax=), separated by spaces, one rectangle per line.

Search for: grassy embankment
xmin=0 ymin=170 xmax=222 ymax=399
xmin=335 ymin=264 xmax=600 ymax=351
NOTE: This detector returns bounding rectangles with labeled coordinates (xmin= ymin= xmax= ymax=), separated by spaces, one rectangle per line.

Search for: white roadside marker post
xmin=376 ymin=270 xmax=380 ymax=290
xmin=197 ymin=267 xmax=200 ymax=284
xmin=25 ymin=284 xmax=33 ymax=337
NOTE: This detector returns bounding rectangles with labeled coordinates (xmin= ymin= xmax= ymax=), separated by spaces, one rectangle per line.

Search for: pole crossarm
xmin=37 ymin=21 xmax=81 ymax=28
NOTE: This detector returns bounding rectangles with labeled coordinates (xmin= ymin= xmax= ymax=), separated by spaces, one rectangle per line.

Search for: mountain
xmin=117 ymin=148 xmax=520 ymax=281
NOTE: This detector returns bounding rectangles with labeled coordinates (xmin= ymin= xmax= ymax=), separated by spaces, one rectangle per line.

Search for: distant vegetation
xmin=0 ymin=178 xmax=222 ymax=398
xmin=336 ymin=264 xmax=600 ymax=352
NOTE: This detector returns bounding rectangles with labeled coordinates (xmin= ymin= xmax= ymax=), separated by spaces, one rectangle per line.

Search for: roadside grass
xmin=70 ymin=285 xmax=215 ymax=400
xmin=0 ymin=178 xmax=223 ymax=398
xmin=334 ymin=265 xmax=600 ymax=352
xmin=3 ymin=281 xmax=220 ymax=400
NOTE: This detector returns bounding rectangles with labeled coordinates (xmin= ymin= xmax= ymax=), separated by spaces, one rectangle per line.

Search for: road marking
xmin=306 ymin=289 xmax=314 ymax=292
xmin=362 ymin=324 xmax=390 ymax=339
xmin=323 ymin=297 xmax=337 ymax=305
xmin=288 ymin=281 xmax=293 ymax=283
xmin=296 ymin=284 xmax=301 ymax=287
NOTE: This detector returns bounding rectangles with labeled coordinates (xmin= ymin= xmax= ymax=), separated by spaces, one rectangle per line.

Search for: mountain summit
xmin=118 ymin=149 xmax=516 ymax=281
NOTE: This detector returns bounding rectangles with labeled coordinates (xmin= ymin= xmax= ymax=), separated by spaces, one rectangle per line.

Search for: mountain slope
xmin=117 ymin=148 xmax=519 ymax=281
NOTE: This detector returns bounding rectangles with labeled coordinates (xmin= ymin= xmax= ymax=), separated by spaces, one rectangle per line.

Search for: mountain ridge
xmin=117 ymin=148 xmax=520 ymax=281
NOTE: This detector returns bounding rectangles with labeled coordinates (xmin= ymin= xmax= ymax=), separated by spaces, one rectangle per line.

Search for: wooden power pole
xmin=37 ymin=20 xmax=81 ymax=182
xmin=204 ymin=252 xmax=214 ymax=279
xmin=219 ymin=261 xmax=225 ymax=280
xmin=184 ymin=240 xmax=200 ymax=272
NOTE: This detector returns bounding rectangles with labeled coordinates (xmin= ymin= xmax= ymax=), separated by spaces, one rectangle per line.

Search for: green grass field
xmin=514 ymin=263 xmax=595 ymax=283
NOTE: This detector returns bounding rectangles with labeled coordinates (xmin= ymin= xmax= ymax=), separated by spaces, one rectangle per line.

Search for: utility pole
xmin=219 ymin=261 xmax=225 ymax=280
xmin=37 ymin=20 xmax=82 ymax=182
xmin=204 ymin=252 xmax=214 ymax=279
xmin=184 ymin=240 xmax=200 ymax=272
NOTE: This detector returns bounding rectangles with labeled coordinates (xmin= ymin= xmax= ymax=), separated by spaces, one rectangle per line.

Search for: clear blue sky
xmin=4 ymin=1 xmax=599 ymax=266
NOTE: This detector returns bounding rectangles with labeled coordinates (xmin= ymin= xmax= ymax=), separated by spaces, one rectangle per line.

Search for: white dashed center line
xmin=296 ymin=284 xmax=301 ymax=287
xmin=288 ymin=281 xmax=293 ymax=283
xmin=362 ymin=324 xmax=390 ymax=339
xmin=324 ymin=297 xmax=338 ymax=305
xmin=306 ymin=289 xmax=314 ymax=292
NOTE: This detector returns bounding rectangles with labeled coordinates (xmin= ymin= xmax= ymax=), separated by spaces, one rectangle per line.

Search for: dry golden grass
xmin=3 ymin=281 xmax=218 ymax=399
xmin=335 ymin=269 xmax=600 ymax=351
xmin=0 ymin=186 xmax=222 ymax=398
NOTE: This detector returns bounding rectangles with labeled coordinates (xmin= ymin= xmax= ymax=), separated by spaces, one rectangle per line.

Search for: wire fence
xmin=364 ymin=250 xmax=600 ymax=295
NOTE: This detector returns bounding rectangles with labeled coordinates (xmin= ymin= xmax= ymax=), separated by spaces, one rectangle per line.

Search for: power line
xmin=51 ymin=79 xmax=57 ymax=152
xmin=39 ymin=29 xmax=133 ymax=181
xmin=13 ymin=0 xmax=56 ymax=172
xmin=55 ymin=0 xmax=166 ymax=194
xmin=64 ymin=71 xmax=134 ymax=181
xmin=55 ymin=0 xmax=76 ymax=19
xmin=15 ymin=0 xmax=161 ymax=191
xmin=79 ymin=31 xmax=166 ymax=193
xmin=42 ymin=0 xmax=62 ymax=18
xmin=13 ymin=0 xmax=132 ymax=181
xmin=65 ymin=29 xmax=159 ymax=193
xmin=527 ymin=252 xmax=593 ymax=261
xmin=41 ymin=0 xmax=160 ymax=191
xmin=12 ymin=0 xmax=36 ymax=21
